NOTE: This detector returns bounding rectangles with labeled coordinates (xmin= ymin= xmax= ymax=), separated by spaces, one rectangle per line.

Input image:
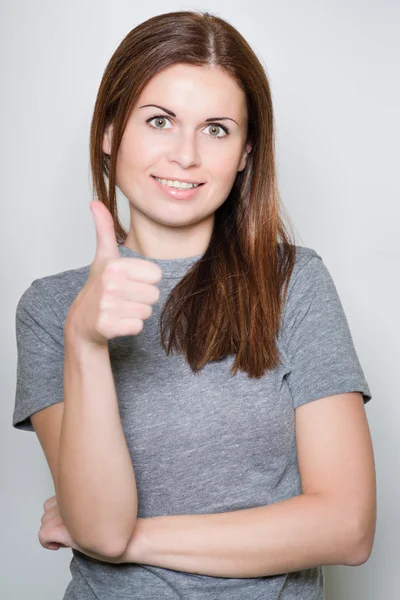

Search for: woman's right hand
xmin=65 ymin=200 xmax=163 ymax=345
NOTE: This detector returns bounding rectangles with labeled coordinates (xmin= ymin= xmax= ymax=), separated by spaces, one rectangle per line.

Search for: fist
xmin=66 ymin=201 xmax=163 ymax=345
xmin=38 ymin=495 xmax=76 ymax=551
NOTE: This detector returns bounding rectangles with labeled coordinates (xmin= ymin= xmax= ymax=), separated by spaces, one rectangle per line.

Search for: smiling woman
xmin=89 ymin=11 xmax=293 ymax=380
xmin=13 ymin=8 xmax=375 ymax=600
xmin=101 ymin=63 xmax=252 ymax=249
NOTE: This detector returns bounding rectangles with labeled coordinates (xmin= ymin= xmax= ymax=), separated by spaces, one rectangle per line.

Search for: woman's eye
xmin=147 ymin=116 xmax=172 ymax=129
xmin=146 ymin=116 xmax=230 ymax=139
xmin=204 ymin=124 xmax=228 ymax=138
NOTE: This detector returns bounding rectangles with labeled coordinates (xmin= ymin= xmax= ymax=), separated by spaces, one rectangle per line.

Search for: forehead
xmin=136 ymin=64 xmax=247 ymax=117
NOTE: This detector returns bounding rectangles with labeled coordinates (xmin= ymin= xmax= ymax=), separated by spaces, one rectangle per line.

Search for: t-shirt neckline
xmin=117 ymin=244 xmax=204 ymax=278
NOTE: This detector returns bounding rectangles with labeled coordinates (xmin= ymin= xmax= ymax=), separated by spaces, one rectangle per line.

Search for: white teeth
xmin=154 ymin=177 xmax=201 ymax=189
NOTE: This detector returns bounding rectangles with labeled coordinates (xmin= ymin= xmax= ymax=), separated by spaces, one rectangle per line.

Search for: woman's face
xmin=103 ymin=63 xmax=252 ymax=258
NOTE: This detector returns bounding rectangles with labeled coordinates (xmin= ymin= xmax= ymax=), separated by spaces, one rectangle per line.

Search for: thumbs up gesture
xmin=65 ymin=201 xmax=162 ymax=345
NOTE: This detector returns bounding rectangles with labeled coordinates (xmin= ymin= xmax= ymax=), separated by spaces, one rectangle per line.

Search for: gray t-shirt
xmin=13 ymin=243 xmax=372 ymax=600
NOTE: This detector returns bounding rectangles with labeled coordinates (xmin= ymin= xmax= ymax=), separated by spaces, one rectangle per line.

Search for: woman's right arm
xmin=31 ymin=334 xmax=138 ymax=560
xmin=57 ymin=331 xmax=138 ymax=558
xmin=31 ymin=201 xmax=162 ymax=559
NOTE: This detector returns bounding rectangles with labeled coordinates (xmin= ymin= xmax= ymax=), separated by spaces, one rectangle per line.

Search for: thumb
xmin=90 ymin=201 xmax=120 ymax=263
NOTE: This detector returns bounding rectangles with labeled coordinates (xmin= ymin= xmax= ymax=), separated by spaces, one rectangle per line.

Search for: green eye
xmin=147 ymin=116 xmax=171 ymax=129
xmin=204 ymin=124 xmax=229 ymax=138
xmin=145 ymin=115 xmax=231 ymax=140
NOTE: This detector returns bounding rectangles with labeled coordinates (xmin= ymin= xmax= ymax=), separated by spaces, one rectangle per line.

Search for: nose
xmin=166 ymin=129 xmax=201 ymax=168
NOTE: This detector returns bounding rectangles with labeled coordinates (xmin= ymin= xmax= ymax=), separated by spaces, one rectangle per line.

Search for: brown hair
xmin=89 ymin=9 xmax=298 ymax=378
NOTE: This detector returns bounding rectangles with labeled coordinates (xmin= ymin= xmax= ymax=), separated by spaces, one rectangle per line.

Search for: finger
xmin=41 ymin=514 xmax=63 ymax=527
xmin=43 ymin=495 xmax=57 ymax=510
xmin=46 ymin=543 xmax=60 ymax=551
xmin=115 ymin=257 xmax=163 ymax=285
xmin=38 ymin=528 xmax=65 ymax=550
xmin=41 ymin=507 xmax=61 ymax=524
xmin=47 ymin=515 xmax=64 ymax=526
xmin=90 ymin=200 xmax=120 ymax=263
xmin=126 ymin=280 xmax=162 ymax=303
xmin=99 ymin=299 xmax=153 ymax=322
xmin=105 ymin=279 xmax=161 ymax=305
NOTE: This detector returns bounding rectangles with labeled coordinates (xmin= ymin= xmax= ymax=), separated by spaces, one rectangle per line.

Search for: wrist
xmin=64 ymin=291 xmax=108 ymax=349
xmin=64 ymin=321 xmax=108 ymax=353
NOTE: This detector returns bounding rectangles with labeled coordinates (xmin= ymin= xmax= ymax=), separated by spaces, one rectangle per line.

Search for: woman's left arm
xmin=42 ymin=392 xmax=376 ymax=577
xmin=120 ymin=392 xmax=376 ymax=577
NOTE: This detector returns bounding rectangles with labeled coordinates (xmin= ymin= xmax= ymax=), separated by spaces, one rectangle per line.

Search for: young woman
xmin=13 ymin=9 xmax=376 ymax=600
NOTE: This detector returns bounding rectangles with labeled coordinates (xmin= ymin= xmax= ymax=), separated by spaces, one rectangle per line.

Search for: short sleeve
xmin=13 ymin=279 xmax=65 ymax=432
xmin=279 ymin=254 xmax=372 ymax=409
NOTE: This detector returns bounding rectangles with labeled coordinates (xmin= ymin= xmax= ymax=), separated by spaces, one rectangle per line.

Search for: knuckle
xmin=101 ymin=262 xmax=117 ymax=283
xmin=144 ymin=304 xmax=153 ymax=318
xmin=106 ymin=259 xmax=120 ymax=275
xmin=104 ymin=279 xmax=119 ymax=293
xmin=133 ymin=303 xmax=151 ymax=320
xmin=151 ymin=264 xmax=163 ymax=281
xmin=99 ymin=296 xmax=115 ymax=310
xmin=134 ymin=319 xmax=144 ymax=334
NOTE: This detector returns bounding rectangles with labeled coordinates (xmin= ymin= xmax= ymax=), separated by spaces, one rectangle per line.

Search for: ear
xmin=102 ymin=123 xmax=114 ymax=155
xmin=237 ymin=142 xmax=252 ymax=173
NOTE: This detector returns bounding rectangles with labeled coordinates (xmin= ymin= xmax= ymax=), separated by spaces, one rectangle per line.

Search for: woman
xmin=13 ymin=9 xmax=376 ymax=600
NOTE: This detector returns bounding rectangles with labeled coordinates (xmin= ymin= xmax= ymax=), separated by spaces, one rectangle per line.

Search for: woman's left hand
xmin=38 ymin=495 xmax=82 ymax=552
xmin=38 ymin=495 xmax=132 ymax=564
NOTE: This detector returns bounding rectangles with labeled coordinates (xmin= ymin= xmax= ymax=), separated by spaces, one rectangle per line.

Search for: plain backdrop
xmin=2 ymin=1 xmax=399 ymax=598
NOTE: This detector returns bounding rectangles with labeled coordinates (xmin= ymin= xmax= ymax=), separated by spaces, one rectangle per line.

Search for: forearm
xmin=57 ymin=331 xmax=137 ymax=557
xmin=123 ymin=494 xmax=364 ymax=577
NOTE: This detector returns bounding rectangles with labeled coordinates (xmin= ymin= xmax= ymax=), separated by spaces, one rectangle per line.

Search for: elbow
xmin=102 ymin=516 xmax=139 ymax=560
xmin=110 ymin=518 xmax=138 ymax=559
xmin=105 ymin=515 xmax=137 ymax=559
xmin=99 ymin=538 xmax=131 ymax=560
xmin=345 ymin=539 xmax=374 ymax=567
xmin=76 ymin=532 xmax=130 ymax=561
xmin=72 ymin=515 xmax=138 ymax=561
xmin=344 ymin=515 xmax=376 ymax=566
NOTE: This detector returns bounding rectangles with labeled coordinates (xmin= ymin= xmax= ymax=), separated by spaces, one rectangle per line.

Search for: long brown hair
xmin=89 ymin=9 xmax=298 ymax=378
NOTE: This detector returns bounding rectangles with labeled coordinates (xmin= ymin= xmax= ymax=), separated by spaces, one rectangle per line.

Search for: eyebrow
xmin=139 ymin=104 xmax=239 ymax=126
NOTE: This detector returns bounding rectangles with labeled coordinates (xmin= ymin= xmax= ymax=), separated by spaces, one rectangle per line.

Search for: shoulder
xmin=279 ymin=243 xmax=324 ymax=294
xmin=16 ymin=263 xmax=91 ymax=325
xmin=286 ymin=243 xmax=321 ymax=269
xmin=278 ymin=243 xmax=337 ymax=326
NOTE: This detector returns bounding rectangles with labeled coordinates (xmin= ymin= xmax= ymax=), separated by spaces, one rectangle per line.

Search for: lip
xmin=152 ymin=175 xmax=204 ymax=184
xmin=151 ymin=175 xmax=205 ymax=200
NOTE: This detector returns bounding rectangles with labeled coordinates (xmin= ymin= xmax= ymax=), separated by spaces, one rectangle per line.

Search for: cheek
xmin=117 ymin=139 xmax=159 ymax=185
xmin=118 ymin=139 xmax=146 ymax=168
xmin=208 ymin=149 xmax=241 ymax=186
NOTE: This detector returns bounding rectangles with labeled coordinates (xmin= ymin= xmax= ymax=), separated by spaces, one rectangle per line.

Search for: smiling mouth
xmin=151 ymin=175 xmax=205 ymax=186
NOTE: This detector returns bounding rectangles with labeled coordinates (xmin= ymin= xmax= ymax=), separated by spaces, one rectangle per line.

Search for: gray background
xmin=2 ymin=0 xmax=399 ymax=598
